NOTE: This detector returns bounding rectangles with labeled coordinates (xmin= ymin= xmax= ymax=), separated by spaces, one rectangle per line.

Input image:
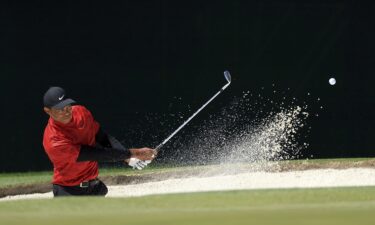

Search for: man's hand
xmin=124 ymin=148 xmax=157 ymax=170
xmin=129 ymin=148 xmax=157 ymax=161
xmin=127 ymin=158 xmax=148 ymax=170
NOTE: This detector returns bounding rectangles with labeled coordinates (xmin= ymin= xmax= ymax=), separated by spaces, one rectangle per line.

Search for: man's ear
xmin=44 ymin=107 xmax=51 ymax=115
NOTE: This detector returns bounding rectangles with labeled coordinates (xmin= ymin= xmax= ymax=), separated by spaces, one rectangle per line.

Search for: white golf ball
xmin=329 ymin=78 xmax=336 ymax=85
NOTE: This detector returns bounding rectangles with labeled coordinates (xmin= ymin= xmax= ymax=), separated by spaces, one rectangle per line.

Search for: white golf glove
xmin=128 ymin=158 xmax=148 ymax=170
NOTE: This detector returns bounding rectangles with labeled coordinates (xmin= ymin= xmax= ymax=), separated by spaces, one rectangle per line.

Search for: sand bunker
xmin=1 ymin=168 xmax=375 ymax=201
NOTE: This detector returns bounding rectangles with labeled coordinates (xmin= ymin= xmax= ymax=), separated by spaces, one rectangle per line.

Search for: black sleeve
xmin=77 ymin=145 xmax=131 ymax=162
xmin=95 ymin=127 xmax=111 ymax=147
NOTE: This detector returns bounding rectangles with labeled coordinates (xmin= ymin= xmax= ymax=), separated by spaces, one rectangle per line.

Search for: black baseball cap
xmin=43 ymin=87 xmax=76 ymax=109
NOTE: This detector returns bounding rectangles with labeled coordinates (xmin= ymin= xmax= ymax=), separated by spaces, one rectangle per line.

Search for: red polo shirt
xmin=43 ymin=105 xmax=99 ymax=186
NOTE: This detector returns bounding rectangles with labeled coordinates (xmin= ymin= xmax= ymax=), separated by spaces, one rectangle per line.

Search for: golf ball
xmin=329 ymin=78 xmax=336 ymax=85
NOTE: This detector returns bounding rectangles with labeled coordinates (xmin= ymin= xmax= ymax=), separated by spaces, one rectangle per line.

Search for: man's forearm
xmin=77 ymin=145 xmax=131 ymax=162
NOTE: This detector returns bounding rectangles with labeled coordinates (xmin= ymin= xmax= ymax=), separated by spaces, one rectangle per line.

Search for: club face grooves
xmin=224 ymin=70 xmax=231 ymax=83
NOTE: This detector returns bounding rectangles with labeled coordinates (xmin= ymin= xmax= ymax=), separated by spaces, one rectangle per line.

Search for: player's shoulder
xmin=72 ymin=105 xmax=90 ymax=113
xmin=73 ymin=105 xmax=93 ymax=115
xmin=72 ymin=105 xmax=95 ymax=121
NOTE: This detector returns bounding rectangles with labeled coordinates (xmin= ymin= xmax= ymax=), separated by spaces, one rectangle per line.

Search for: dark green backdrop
xmin=1 ymin=1 xmax=374 ymax=171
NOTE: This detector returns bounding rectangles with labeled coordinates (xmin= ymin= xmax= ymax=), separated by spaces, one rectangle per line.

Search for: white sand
xmin=2 ymin=168 xmax=375 ymax=201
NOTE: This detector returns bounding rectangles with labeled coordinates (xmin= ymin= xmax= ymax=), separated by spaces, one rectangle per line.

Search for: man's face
xmin=44 ymin=105 xmax=73 ymax=124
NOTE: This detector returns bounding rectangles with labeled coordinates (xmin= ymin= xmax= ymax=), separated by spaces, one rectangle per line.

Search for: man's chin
xmin=60 ymin=116 xmax=72 ymax=124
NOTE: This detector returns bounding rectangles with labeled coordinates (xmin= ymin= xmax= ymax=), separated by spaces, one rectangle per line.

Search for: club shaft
xmin=155 ymin=81 xmax=231 ymax=151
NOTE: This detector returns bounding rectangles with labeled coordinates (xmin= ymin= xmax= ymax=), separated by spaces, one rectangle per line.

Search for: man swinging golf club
xmin=42 ymin=86 xmax=156 ymax=197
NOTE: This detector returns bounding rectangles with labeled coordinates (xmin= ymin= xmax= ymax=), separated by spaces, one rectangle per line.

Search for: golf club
xmin=155 ymin=70 xmax=232 ymax=152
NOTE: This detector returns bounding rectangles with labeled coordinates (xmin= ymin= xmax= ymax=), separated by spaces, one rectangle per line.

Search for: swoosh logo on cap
xmin=58 ymin=95 xmax=64 ymax=100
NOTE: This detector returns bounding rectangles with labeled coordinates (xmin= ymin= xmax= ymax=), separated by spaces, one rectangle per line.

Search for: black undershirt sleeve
xmin=95 ymin=127 xmax=111 ymax=147
xmin=77 ymin=145 xmax=131 ymax=162
xmin=77 ymin=127 xmax=131 ymax=162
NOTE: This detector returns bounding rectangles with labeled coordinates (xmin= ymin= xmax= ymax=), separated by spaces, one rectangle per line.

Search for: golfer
xmin=42 ymin=86 xmax=156 ymax=197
